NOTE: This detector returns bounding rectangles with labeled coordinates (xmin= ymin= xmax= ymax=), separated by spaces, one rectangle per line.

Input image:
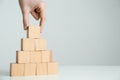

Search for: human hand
xmin=19 ymin=0 xmax=46 ymax=33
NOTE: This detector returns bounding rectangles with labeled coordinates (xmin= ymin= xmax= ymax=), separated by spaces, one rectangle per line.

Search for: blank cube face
xmin=27 ymin=26 xmax=40 ymax=38
xmin=42 ymin=50 xmax=52 ymax=62
xmin=21 ymin=38 xmax=35 ymax=51
xmin=37 ymin=63 xmax=48 ymax=75
xmin=35 ymin=39 xmax=46 ymax=50
xmin=16 ymin=51 xmax=30 ymax=63
xmin=30 ymin=51 xmax=42 ymax=63
xmin=10 ymin=63 xmax=24 ymax=76
xmin=24 ymin=64 xmax=36 ymax=76
xmin=48 ymin=62 xmax=58 ymax=74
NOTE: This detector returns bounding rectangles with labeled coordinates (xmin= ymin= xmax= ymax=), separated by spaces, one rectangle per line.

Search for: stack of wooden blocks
xmin=10 ymin=26 xmax=58 ymax=77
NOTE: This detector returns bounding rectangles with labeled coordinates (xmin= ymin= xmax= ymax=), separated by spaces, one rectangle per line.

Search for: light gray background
xmin=0 ymin=0 xmax=120 ymax=70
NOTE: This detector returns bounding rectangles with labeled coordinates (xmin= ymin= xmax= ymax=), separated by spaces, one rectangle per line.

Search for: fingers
xmin=23 ymin=12 xmax=29 ymax=30
xmin=19 ymin=0 xmax=29 ymax=30
xmin=31 ymin=10 xmax=40 ymax=20
xmin=39 ymin=2 xmax=46 ymax=33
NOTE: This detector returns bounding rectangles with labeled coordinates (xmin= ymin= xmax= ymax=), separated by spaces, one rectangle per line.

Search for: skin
xmin=19 ymin=0 xmax=46 ymax=33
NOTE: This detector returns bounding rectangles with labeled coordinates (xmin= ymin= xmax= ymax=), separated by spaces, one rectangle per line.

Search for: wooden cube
xmin=30 ymin=51 xmax=42 ymax=63
xmin=37 ymin=63 xmax=48 ymax=75
xmin=48 ymin=62 xmax=58 ymax=74
xmin=27 ymin=26 xmax=40 ymax=38
xmin=10 ymin=63 xmax=24 ymax=76
xmin=21 ymin=38 xmax=35 ymax=51
xmin=24 ymin=63 xmax=36 ymax=76
xmin=35 ymin=39 xmax=46 ymax=50
xmin=42 ymin=50 xmax=52 ymax=62
xmin=16 ymin=51 xmax=30 ymax=63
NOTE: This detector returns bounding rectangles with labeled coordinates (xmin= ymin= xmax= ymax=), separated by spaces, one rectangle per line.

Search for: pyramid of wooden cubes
xmin=10 ymin=26 xmax=58 ymax=76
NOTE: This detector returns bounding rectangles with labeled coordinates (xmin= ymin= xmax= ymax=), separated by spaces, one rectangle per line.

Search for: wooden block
xmin=27 ymin=26 xmax=40 ymax=38
xmin=10 ymin=63 xmax=24 ymax=76
xmin=24 ymin=63 xmax=36 ymax=76
xmin=42 ymin=50 xmax=52 ymax=62
xmin=16 ymin=51 xmax=30 ymax=63
xmin=21 ymin=38 xmax=35 ymax=51
xmin=30 ymin=51 xmax=42 ymax=63
xmin=37 ymin=63 xmax=48 ymax=75
xmin=48 ymin=62 xmax=58 ymax=74
xmin=35 ymin=39 xmax=46 ymax=50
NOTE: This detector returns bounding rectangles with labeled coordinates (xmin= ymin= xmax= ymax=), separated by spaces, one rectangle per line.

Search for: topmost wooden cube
xmin=27 ymin=26 xmax=40 ymax=39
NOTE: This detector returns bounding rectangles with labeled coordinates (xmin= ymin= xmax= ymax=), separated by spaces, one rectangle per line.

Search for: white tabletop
xmin=0 ymin=66 xmax=120 ymax=80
